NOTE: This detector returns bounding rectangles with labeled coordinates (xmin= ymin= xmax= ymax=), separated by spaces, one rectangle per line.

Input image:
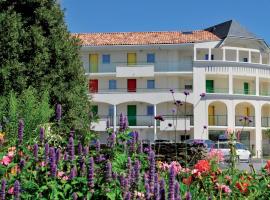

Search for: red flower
xmin=182 ymin=176 xmax=192 ymax=186
xmin=264 ymin=160 xmax=270 ymax=173
xmin=194 ymin=160 xmax=210 ymax=173
xmin=154 ymin=115 xmax=164 ymax=121
xmin=235 ymin=182 xmax=249 ymax=193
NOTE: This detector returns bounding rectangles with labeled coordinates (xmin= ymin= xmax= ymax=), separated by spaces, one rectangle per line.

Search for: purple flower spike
xmin=184 ymin=90 xmax=190 ymax=96
xmin=51 ymin=163 xmax=57 ymax=177
xmin=200 ymin=93 xmax=206 ymax=98
xmin=56 ymin=104 xmax=62 ymax=121
xmin=69 ymin=167 xmax=77 ymax=180
xmin=33 ymin=143 xmax=38 ymax=161
xmin=56 ymin=149 xmax=61 ymax=164
xmin=106 ymin=161 xmax=112 ymax=182
xmin=63 ymin=151 xmax=68 ymax=161
xmin=78 ymin=142 xmax=82 ymax=155
xmin=119 ymin=113 xmax=124 ymax=131
xmin=148 ymin=151 xmax=155 ymax=193
xmin=124 ymin=192 xmax=131 ymax=200
xmin=145 ymin=183 xmax=150 ymax=200
xmin=160 ymin=179 xmax=166 ymax=200
xmin=169 ymin=165 xmax=175 ymax=200
xmin=134 ymin=160 xmax=141 ymax=183
xmin=39 ymin=127 xmax=45 ymax=143
xmin=1 ymin=179 xmax=6 ymax=200
xmin=154 ymin=173 xmax=160 ymax=200
xmin=19 ymin=159 xmax=25 ymax=170
xmin=127 ymin=157 xmax=132 ymax=178
xmin=95 ymin=139 xmax=100 ymax=152
xmin=14 ymin=180 xmax=20 ymax=200
xmin=68 ymin=137 xmax=75 ymax=161
xmin=174 ymin=182 xmax=181 ymax=200
xmin=18 ymin=119 xmax=24 ymax=145
xmin=83 ymin=146 xmax=89 ymax=156
xmin=137 ymin=142 xmax=143 ymax=154
xmin=88 ymin=157 xmax=94 ymax=189
xmin=44 ymin=143 xmax=49 ymax=163
xmin=186 ymin=192 xmax=192 ymax=200
xmin=72 ymin=192 xmax=78 ymax=200
xmin=69 ymin=129 xmax=75 ymax=138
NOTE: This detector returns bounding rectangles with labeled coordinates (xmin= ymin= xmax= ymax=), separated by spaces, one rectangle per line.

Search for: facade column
xmin=208 ymin=48 xmax=211 ymax=61
xmin=227 ymin=101 xmax=235 ymax=129
xmin=259 ymin=53 xmax=262 ymax=64
xmin=194 ymin=47 xmax=197 ymax=61
xmin=223 ymin=48 xmax=226 ymax=61
xmin=154 ymin=104 xmax=157 ymax=141
xmin=113 ymin=104 xmax=117 ymax=132
xmin=255 ymin=103 xmax=262 ymax=158
xmin=248 ymin=50 xmax=251 ymax=63
xmin=236 ymin=49 xmax=239 ymax=62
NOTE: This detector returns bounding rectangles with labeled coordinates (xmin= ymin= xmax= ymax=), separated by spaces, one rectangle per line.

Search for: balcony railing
xmin=160 ymin=115 xmax=194 ymax=126
xmin=208 ymin=115 xmax=227 ymax=126
xmin=206 ymin=88 xmax=229 ymax=94
xmin=262 ymin=117 xmax=270 ymax=127
xmin=117 ymin=115 xmax=154 ymax=127
xmin=91 ymin=88 xmax=193 ymax=94
xmin=235 ymin=116 xmax=255 ymax=127
xmin=99 ymin=115 xmax=114 ymax=127
xmin=86 ymin=61 xmax=193 ymax=73
xmin=260 ymin=90 xmax=270 ymax=96
xmin=233 ymin=89 xmax=256 ymax=95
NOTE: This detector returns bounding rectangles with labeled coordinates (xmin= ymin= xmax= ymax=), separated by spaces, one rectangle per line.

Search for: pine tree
xmin=0 ymin=0 xmax=91 ymax=133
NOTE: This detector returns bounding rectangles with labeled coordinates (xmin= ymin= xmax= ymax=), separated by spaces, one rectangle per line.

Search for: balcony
xmin=160 ymin=115 xmax=194 ymax=126
xmin=117 ymin=115 xmax=154 ymax=127
xmin=235 ymin=116 xmax=255 ymax=127
xmin=206 ymin=88 xmax=229 ymax=94
xmin=116 ymin=63 xmax=154 ymax=77
xmin=208 ymin=115 xmax=227 ymax=126
xmin=91 ymin=115 xmax=113 ymax=131
xmin=93 ymin=88 xmax=192 ymax=94
xmin=233 ymin=89 xmax=256 ymax=95
xmin=262 ymin=117 xmax=270 ymax=127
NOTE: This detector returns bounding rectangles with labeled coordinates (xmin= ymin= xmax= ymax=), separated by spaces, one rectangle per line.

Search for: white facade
xmin=77 ymin=21 xmax=270 ymax=158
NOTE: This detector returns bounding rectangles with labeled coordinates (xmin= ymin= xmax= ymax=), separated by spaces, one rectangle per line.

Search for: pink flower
xmin=57 ymin=171 xmax=65 ymax=177
xmin=8 ymin=187 xmax=14 ymax=194
xmin=40 ymin=161 xmax=46 ymax=167
xmin=62 ymin=176 xmax=68 ymax=181
xmin=216 ymin=183 xmax=231 ymax=194
xmin=7 ymin=151 xmax=14 ymax=158
xmin=207 ymin=149 xmax=224 ymax=163
xmin=0 ymin=156 xmax=12 ymax=166
xmin=170 ymin=161 xmax=182 ymax=174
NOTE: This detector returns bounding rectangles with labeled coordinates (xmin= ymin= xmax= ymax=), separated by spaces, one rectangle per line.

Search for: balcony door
xmin=127 ymin=79 xmax=136 ymax=92
xmin=89 ymin=54 xmax=99 ymax=73
xmin=89 ymin=79 xmax=98 ymax=93
xmin=208 ymin=106 xmax=215 ymax=125
xmin=127 ymin=53 xmax=136 ymax=65
xmin=127 ymin=105 xmax=136 ymax=126
xmin=206 ymin=80 xmax=214 ymax=93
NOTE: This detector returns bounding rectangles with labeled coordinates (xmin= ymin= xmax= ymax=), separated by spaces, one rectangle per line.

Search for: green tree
xmin=0 ymin=0 xmax=91 ymax=134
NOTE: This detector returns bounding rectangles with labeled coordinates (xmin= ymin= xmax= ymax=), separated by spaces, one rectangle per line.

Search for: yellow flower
xmin=0 ymin=132 xmax=4 ymax=142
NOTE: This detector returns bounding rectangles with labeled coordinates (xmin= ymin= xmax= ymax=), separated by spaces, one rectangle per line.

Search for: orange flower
xmin=264 ymin=160 xmax=270 ymax=173
xmin=235 ymin=182 xmax=249 ymax=193
xmin=182 ymin=176 xmax=192 ymax=186
xmin=194 ymin=160 xmax=210 ymax=173
xmin=10 ymin=165 xmax=19 ymax=175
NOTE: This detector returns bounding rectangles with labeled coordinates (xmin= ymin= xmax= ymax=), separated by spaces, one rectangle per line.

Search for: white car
xmin=214 ymin=142 xmax=251 ymax=162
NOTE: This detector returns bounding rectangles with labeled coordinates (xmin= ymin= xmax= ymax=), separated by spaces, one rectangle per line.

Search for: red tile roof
xmin=72 ymin=30 xmax=220 ymax=46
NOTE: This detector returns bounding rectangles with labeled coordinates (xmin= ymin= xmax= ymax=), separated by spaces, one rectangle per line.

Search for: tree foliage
xmin=0 ymin=0 xmax=91 ymax=134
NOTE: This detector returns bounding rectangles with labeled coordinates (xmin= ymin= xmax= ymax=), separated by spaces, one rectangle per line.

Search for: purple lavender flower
xmin=186 ymin=192 xmax=192 ymax=200
xmin=14 ymin=180 xmax=20 ymax=200
xmin=106 ymin=161 xmax=112 ymax=182
xmin=174 ymin=182 xmax=181 ymax=200
xmin=63 ymin=151 xmax=68 ymax=161
xmin=119 ymin=113 xmax=124 ymax=131
xmin=69 ymin=167 xmax=77 ymax=180
xmin=33 ymin=143 xmax=38 ymax=161
xmin=145 ymin=183 xmax=150 ymax=200
xmin=51 ymin=163 xmax=57 ymax=177
xmin=72 ymin=192 xmax=78 ymax=200
xmin=137 ymin=142 xmax=143 ymax=154
xmin=68 ymin=137 xmax=75 ymax=161
xmin=175 ymin=100 xmax=182 ymax=106
xmin=56 ymin=104 xmax=62 ymax=121
xmin=148 ymin=151 xmax=155 ymax=193
xmin=123 ymin=116 xmax=128 ymax=130
xmin=39 ymin=127 xmax=45 ymax=143
xmin=49 ymin=147 xmax=56 ymax=166
xmin=124 ymin=192 xmax=131 ymax=200
xmin=1 ymin=179 xmax=6 ymax=200
xmin=44 ymin=143 xmax=49 ymax=163
xmin=69 ymin=129 xmax=75 ymax=138
xmin=168 ymin=165 xmax=175 ymax=200
xmin=200 ymin=93 xmax=206 ymax=97
xmin=184 ymin=90 xmax=190 ymax=96
xmin=88 ymin=157 xmax=94 ymax=189
xmin=78 ymin=142 xmax=82 ymax=155
xmin=83 ymin=146 xmax=89 ymax=156
xmin=95 ymin=139 xmax=100 ymax=152
xmin=18 ymin=119 xmax=24 ymax=145
xmin=160 ymin=179 xmax=166 ymax=200
xmin=80 ymin=162 xmax=86 ymax=177
xmin=108 ymin=132 xmax=116 ymax=148
xmin=133 ymin=160 xmax=140 ymax=183
xmin=172 ymin=108 xmax=177 ymax=113
xmin=203 ymin=125 xmax=207 ymax=129
xmin=112 ymin=172 xmax=117 ymax=180
xmin=19 ymin=159 xmax=25 ymax=170
xmin=154 ymin=173 xmax=160 ymax=200
xmin=127 ymin=157 xmax=132 ymax=179
xmin=56 ymin=148 xmax=61 ymax=164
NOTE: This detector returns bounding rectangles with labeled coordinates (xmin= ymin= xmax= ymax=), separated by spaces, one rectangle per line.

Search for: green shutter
xmin=127 ymin=105 xmax=136 ymax=126
xmin=206 ymin=80 xmax=214 ymax=93
xmin=244 ymin=82 xmax=249 ymax=95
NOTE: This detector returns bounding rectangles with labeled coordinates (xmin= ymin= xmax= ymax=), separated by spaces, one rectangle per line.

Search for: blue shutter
xmin=108 ymin=105 xmax=114 ymax=116
xmin=147 ymin=80 xmax=155 ymax=89
xmin=147 ymin=53 xmax=155 ymax=63
xmin=102 ymin=54 xmax=110 ymax=64
xmin=109 ymin=80 xmax=117 ymax=90
xmin=147 ymin=106 xmax=154 ymax=116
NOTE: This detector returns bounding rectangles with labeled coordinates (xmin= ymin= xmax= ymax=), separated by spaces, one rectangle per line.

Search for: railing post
xmin=154 ymin=104 xmax=157 ymax=141
xmin=208 ymin=48 xmax=211 ymax=61
xmin=113 ymin=105 xmax=117 ymax=132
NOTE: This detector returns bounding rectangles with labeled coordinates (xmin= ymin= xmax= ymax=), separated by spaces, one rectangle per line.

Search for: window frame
xmin=147 ymin=80 xmax=155 ymax=89
xmin=102 ymin=54 xmax=111 ymax=64
xmin=147 ymin=53 xmax=155 ymax=63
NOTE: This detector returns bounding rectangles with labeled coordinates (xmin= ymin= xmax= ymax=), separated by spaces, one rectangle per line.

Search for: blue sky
xmin=61 ymin=0 xmax=270 ymax=43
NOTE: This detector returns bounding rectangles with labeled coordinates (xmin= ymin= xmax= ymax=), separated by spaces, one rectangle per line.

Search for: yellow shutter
xmin=127 ymin=53 xmax=136 ymax=65
xmin=246 ymin=107 xmax=250 ymax=116
xmin=89 ymin=54 xmax=98 ymax=72
xmin=208 ymin=106 xmax=215 ymax=125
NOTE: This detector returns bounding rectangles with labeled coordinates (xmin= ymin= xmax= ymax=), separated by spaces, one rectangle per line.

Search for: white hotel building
xmin=75 ymin=20 xmax=270 ymax=157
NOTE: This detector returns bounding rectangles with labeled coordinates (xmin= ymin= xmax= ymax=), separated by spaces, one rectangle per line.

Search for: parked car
xmin=213 ymin=142 xmax=251 ymax=162
xmin=184 ymin=139 xmax=215 ymax=151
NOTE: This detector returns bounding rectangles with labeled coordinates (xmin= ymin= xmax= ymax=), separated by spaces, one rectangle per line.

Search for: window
xmin=243 ymin=58 xmax=248 ymax=62
xmin=147 ymin=80 xmax=155 ymax=89
xmin=147 ymin=53 xmax=155 ymax=63
xmin=147 ymin=105 xmax=154 ymax=116
xmin=108 ymin=105 xmax=114 ymax=116
xmin=109 ymin=80 xmax=117 ymax=90
xmin=92 ymin=105 xmax=98 ymax=116
xmin=102 ymin=54 xmax=110 ymax=64
xmin=205 ymin=54 xmax=214 ymax=60
xmin=185 ymin=85 xmax=193 ymax=90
